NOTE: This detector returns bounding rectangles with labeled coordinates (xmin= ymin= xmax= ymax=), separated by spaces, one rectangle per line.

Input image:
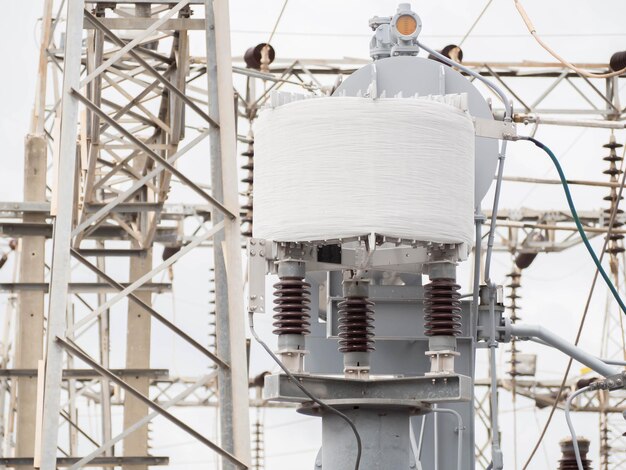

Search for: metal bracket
xmin=264 ymin=373 xmax=472 ymax=406
xmin=247 ymin=238 xmax=268 ymax=313
xmin=473 ymin=117 xmax=517 ymax=140
xmin=593 ymin=371 xmax=626 ymax=391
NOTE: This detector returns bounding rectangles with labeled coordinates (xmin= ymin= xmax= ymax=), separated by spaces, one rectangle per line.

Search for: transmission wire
xmin=519 ymin=135 xmax=626 ymax=468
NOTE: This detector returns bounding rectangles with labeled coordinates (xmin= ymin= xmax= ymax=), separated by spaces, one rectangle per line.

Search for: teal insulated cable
xmin=519 ymin=136 xmax=626 ymax=316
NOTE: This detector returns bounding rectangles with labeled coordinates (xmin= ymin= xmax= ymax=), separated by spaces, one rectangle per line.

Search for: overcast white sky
xmin=1 ymin=1 xmax=626 ymax=469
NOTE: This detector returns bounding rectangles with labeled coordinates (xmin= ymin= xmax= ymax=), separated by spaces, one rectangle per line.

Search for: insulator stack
xmin=600 ymin=412 xmax=610 ymax=470
xmin=558 ymin=437 xmax=592 ymax=469
xmin=272 ymin=277 xmax=311 ymax=335
xmin=208 ymin=267 xmax=217 ymax=367
xmin=507 ymin=268 xmax=522 ymax=377
xmin=252 ymin=409 xmax=265 ymax=470
xmin=241 ymin=132 xmax=254 ymax=237
xmin=338 ymin=296 xmax=375 ymax=352
xmin=423 ymin=279 xmax=462 ymax=336
xmin=602 ymin=137 xmax=625 ymax=259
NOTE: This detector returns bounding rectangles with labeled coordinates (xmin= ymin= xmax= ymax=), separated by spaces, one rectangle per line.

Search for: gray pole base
xmin=320 ymin=407 xmax=412 ymax=470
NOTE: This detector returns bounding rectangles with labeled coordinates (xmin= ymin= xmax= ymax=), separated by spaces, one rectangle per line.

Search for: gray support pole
xmin=122 ymin=248 xmax=153 ymax=470
xmin=37 ymin=0 xmax=84 ymax=467
xmin=322 ymin=408 xmax=411 ymax=470
xmin=16 ymin=0 xmax=53 ymax=460
xmin=205 ymin=1 xmax=251 ymax=467
xmin=122 ymin=5 xmax=153 ymax=469
xmin=15 ymin=135 xmax=47 ymax=468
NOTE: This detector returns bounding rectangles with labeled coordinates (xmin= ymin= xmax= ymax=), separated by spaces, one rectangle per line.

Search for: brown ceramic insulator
xmin=558 ymin=437 xmax=592 ymax=469
xmin=272 ymin=277 xmax=311 ymax=335
xmin=241 ymin=143 xmax=254 ymax=238
xmin=337 ymin=296 xmax=375 ymax=352
xmin=423 ymin=278 xmax=462 ymax=336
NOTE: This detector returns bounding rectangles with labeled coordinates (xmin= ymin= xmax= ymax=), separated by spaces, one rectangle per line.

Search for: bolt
xmin=250 ymin=250 xmax=256 ymax=256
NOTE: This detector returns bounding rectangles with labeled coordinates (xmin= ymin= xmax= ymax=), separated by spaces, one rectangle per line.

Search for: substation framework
xmin=0 ymin=1 xmax=626 ymax=469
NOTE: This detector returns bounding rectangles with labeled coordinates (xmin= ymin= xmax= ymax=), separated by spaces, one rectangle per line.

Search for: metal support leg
xmin=205 ymin=0 xmax=251 ymax=467
xmin=37 ymin=1 xmax=83 ymax=467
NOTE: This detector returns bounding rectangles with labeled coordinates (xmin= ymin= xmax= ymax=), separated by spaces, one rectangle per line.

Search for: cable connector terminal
xmin=586 ymin=371 xmax=626 ymax=392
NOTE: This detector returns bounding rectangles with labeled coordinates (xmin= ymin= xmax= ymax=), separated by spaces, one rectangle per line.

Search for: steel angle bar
xmin=56 ymin=338 xmax=247 ymax=469
xmin=529 ymin=70 xmax=568 ymax=110
xmin=60 ymin=410 xmax=100 ymax=448
xmin=38 ymin=0 xmax=83 ymax=466
xmin=92 ymin=151 xmax=155 ymax=192
xmin=564 ymin=77 xmax=600 ymax=111
xmin=232 ymin=66 xmax=314 ymax=87
xmin=295 ymin=60 xmax=324 ymax=90
xmin=67 ymin=243 xmax=229 ymax=368
xmin=100 ymin=95 xmax=168 ymax=130
xmin=0 ymin=457 xmax=169 ymax=466
xmin=251 ymin=62 xmax=298 ymax=109
xmin=99 ymin=65 xmax=157 ymax=91
xmin=97 ymin=74 xmax=164 ymax=136
xmin=68 ymin=372 xmax=216 ymax=469
xmin=72 ymin=127 xmax=211 ymax=236
xmin=482 ymin=64 xmax=531 ymax=112
xmin=72 ymin=90 xmax=235 ymax=219
xmin=83 ymin=9 xmax=220 ymax=128
xmin=102 ymin=75 xmax=171 ymax=132
xmin=74 ymin=220 xmax=224 ymax=323
xmin=80 ymin=0 xmax=190 ymax=88
xmin=91 ymin=18 xmax=205 ymax=31
xmin=581 ymin=75 xmax=621 ymax=113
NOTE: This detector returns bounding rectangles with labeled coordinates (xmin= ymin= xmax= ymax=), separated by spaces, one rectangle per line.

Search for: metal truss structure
xmin=1 ymin=3 xmax=626 ymax=469
xmin=0 ymin=0 xmax=252 ymax=468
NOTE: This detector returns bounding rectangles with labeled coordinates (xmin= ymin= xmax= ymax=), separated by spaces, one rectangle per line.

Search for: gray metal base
xmin=264 ymin=373 xmax=472 ymax=469
xmin=319 ymin=407 xmax=413 ymax=470
xmin=264 ymin=373 xmax=472 ymax=408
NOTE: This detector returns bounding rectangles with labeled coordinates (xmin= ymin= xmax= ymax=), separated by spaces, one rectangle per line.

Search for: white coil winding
xmin=253 ymin=97 xmax=475 ymax=246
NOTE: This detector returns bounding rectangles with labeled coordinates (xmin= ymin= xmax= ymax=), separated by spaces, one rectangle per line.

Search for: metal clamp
xmin=473 ymin=117 xmax=517 ymax=140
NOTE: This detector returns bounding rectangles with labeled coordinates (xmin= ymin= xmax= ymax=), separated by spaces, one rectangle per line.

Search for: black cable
xmin=248 ymin=313 xmax=363 ymax=470
xmin=518 ymin=136 xmax=626 ymax=316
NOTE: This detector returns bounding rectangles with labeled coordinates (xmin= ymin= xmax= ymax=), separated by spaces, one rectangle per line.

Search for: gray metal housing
xmin=334 ymin=55 xmax=499 ymax=204
xmin=306 ymin=272 xmax=476 ymax=470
